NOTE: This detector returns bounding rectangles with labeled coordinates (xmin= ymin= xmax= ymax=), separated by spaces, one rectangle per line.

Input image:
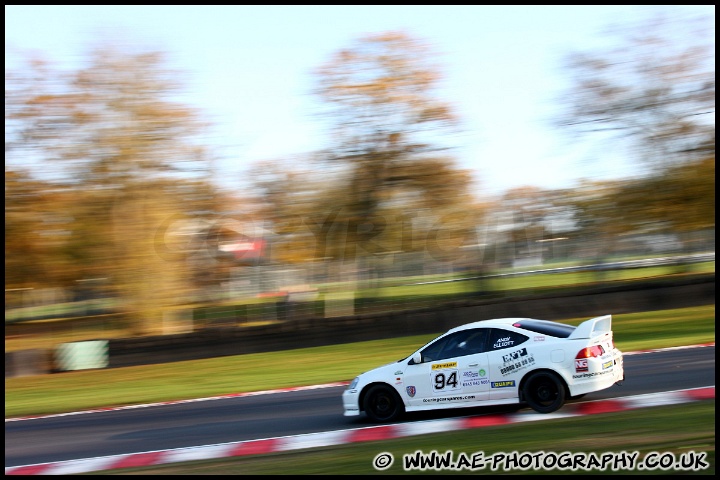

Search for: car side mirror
xmin=411 ymin=352 xmax=422 ymax=365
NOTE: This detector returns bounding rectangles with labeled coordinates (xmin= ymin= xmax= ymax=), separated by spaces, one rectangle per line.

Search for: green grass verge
xmin=5 ymin=305 xmax=715 ymax=419
xmin=88 ymin=401 xmax=715 ymax=475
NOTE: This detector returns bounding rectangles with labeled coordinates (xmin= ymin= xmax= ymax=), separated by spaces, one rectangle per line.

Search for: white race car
xmin=343 ymin=315 xmax=624 ymax=422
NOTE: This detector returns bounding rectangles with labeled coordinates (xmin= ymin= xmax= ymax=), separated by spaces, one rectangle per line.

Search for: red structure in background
xmin=218 ymin=238 xmax=266 ymax=263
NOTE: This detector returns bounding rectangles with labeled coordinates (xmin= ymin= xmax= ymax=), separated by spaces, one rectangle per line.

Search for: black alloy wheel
xmin=522 ymin=371 xmax=566 ymax=413
xmin=363 ymin=384 xmax=405 ymax=422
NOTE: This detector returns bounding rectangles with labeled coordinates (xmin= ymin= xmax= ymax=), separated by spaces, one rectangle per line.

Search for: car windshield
xmin=512 ymin=319 xmax=576 ymax=338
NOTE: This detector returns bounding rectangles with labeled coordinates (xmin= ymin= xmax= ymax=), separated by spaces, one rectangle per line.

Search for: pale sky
xmin=5 ymin=5 xmax=714 ymax=197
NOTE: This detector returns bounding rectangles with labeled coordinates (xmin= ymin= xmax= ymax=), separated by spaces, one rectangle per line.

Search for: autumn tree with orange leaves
xmin=6 ymin=47 xmax=221 ymax=334
xmin=309 ymin=31 xmax=482 ymax=265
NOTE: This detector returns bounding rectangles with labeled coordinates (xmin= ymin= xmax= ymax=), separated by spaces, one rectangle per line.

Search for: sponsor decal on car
xmin=491 ymin=380 xmax=516 ymax=388
xmin=575 ymin=359 xmax=589 ymax=372
xmin=493 ymin=336 xmax=514 ymax=348
xmin=406 ymin=386 xmax=416 ymax=397
xmin=499 ymin=347 xmax=535 ymax=376
xmin=502 ymin=348 xmax=528 ymax=363
xmin=534 ymin=335 xmax=545 ymax=342
xmin=572 ymin=370 xmax=612 ymax=379
xmin=422 ymin=395 xmax=476 ymax=403
xmin=460 ymin=368 xmax=490 ymax=387
xmin=432 ymin=361 xmax=458 ymax=370
xmin=602 ymin=360 xmax=613 ymax=369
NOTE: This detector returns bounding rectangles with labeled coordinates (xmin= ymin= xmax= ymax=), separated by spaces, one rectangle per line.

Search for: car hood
xmin=359 ymin=358 xmax=408 ymax=379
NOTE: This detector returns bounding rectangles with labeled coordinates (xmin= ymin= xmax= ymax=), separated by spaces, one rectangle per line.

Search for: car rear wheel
xmin=363 ymin=384 xmax=404 ymax=422
xmin=522 ymin=371 xmax=566 ymax=413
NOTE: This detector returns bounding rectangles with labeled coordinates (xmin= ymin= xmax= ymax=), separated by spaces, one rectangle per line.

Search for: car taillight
xmin=575 ymin=345 xmax=605 ymax=359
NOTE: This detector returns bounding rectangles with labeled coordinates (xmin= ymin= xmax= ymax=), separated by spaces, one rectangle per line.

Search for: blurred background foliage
xmin=5 ymin=14 xmax=714 ymax=337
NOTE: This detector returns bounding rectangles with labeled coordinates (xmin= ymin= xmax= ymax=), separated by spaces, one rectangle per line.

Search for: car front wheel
xmin=363 ymin=384 xmax=404 ymax=422
xmin=522 ymin=371 xmax=566 ymax=413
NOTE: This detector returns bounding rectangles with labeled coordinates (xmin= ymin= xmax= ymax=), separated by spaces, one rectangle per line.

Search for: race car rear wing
xmin=568 ymin=315 xmax=612 ymax=340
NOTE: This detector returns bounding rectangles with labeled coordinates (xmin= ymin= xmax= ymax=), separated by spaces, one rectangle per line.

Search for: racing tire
xmin=522 ymin=371 xmax=566 ymax=414
xmin=363 ymin=384 xmax=404 ymax=423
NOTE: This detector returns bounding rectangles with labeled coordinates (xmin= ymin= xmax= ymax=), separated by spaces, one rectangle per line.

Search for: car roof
xmin=448 ymin=317 xmax=577 ymax=338
xmin=448 ymin=318 xmax=534 ymax=332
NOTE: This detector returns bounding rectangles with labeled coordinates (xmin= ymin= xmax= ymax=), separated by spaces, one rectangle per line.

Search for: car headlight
xmin=348 ymin=376 xmax=360 ymax=390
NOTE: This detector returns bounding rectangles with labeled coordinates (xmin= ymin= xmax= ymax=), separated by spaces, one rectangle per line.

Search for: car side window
xmin=454 ymin=329 xmax=489 ymax=356
xmin=488 ymin=328 xmax=528 ymax=351
xmin=419 ymin=332 xmax=459 ymax=362
xmin=420 ymin=329 xmax=488 ymax=362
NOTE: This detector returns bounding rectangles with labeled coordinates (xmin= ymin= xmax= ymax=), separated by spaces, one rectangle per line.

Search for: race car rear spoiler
xmin=568 ymin=315 xmax=612 ymax=339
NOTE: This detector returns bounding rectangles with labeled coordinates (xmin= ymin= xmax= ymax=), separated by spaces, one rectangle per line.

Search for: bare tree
xmin=554 ymin=12 xmax=714 ymax=250
xmin=556 ymin=12 xmax=714 ymax=171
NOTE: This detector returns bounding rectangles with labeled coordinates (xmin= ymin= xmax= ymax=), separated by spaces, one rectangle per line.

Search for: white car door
xmin=485 ymin=328 xmax=533 ymax=401
xmin=402 ymin=329 xmax=491 ymax=408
